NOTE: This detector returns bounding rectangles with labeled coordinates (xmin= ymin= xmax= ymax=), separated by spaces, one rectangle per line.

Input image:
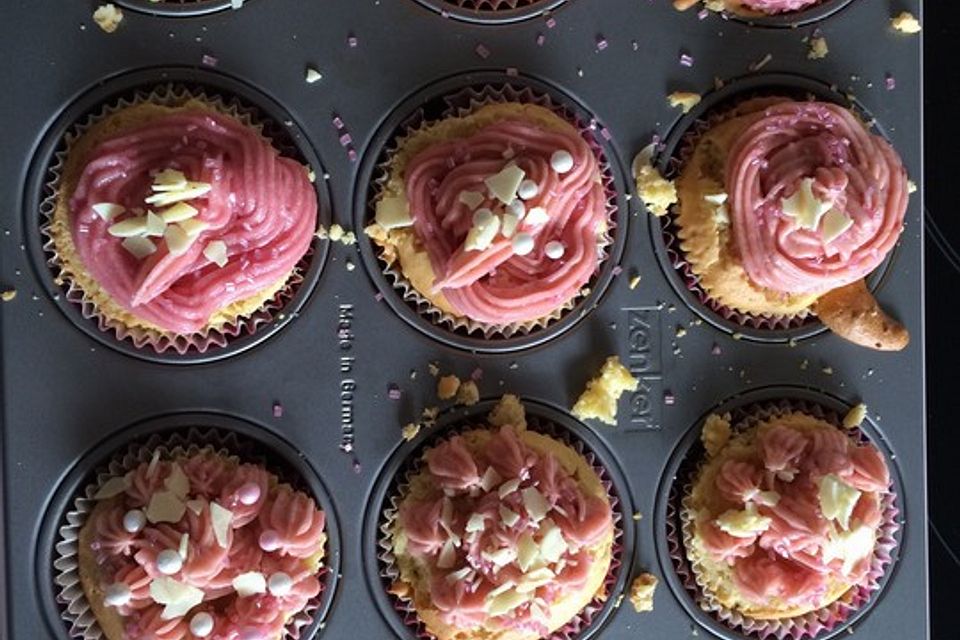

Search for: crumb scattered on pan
xmin=428 ymin=361 xmax=440 ymax=377
xmin=401 ymin=423 xmax=420 ymax=441
xmin=1 ymin=289 xmax=16 ymax=302
xmin=437 ymin=374 xmax=461 ymax=400
xmin=455 ymin=380 xmax=480 ymax=406
xmin=305 ymin=66 xmax=323 ymax=84
xmin=316 ymin=224 xmax=356 ymax=245
xmin=572 ymin=356 xmax=639 ymax=426
xmin=628 ymin=273 xmax=641 ymax=289
xmin=632 ymin=511 xmax=643 ymax=521
xmin=667 ymin=91 xmax=701 ymax=113
xmin=93 ymin=4 xmax=123 ymax=33
xmin=629 ymin=573 xmax=658 ymax=613
xmin=891 ymin=11 xmax=922 ymax=34
xmin=908 ymin=180 xmax=917 ymax=193
xmin=807 ymin=36 xmax=829 ymax=60
xmin=843 ymin=403 xmax=867 ymax=429
xmin=633 ymin=146 xmax=677 ymax=217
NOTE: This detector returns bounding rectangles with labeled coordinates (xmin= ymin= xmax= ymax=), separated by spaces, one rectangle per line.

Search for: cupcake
xmin=47 ymin=92 xmax=317 ymax=350
xmin=386 ymin=395 xmax=616 ymax=639
xmin=661 ymin=96 xmax=910 ymax=349
xmin=77 ymin=447 xmax=326 ymax=639
xmin=365 ymin=101 xmax=610 ymax=333
xmin=682 ymin=408 xmax=895 ymax=630
xmin=673 ymin=0 xmax=825 ymax=17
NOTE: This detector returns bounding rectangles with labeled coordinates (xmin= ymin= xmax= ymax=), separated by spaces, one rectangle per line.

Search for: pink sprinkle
xmin=600 ymin=127 xmax=612 ymax=141
xmin=711 ymin=343 xmax=722 ymax=356
xmin=506 ymin=67 xmax=519 ymax=77
xmin=697 ymin=8 xmax=708 ymax=19
xmin=339 ymin=133 xmax=352 ymax=146
xmin=545 ymin=16 xmax=557 ymax=29
xmin=347 ymin=148 xmax=358 ymax=162
xmin=664 ymin=390 xmax=676 ymax=406
xmin=353 ymin=459 xmax=362 ymax=474
xmin=272 ymin=401 xmax=283 ymax=418
xmin=536 ymin=33 xmax=545 ymax=46
xmin=387 ymin=384 xmax=402 ymax=400
xmin=332 ymin=115 xmax=344 ymax=129
xmin=680 ymin=53 xmax=694 ymax=67
xmin=374 ymin=292 xmax=384 ymax=302
xmin=611 ymin=265 xmax=623 ymax=276
xmin=885 ymin=74 xmax=896 ymax=90
xmin=259 ymin=530 xmax=281 ymax=552
xmin=471 ymin=367 xmax=484 ymax=381
xmin=201 ymin=54 xmax=218 ymax=67
xmin=596 ymin=35 xmax=608 ymax=51
xmin=475 ymin=44 xmax=490 ymax=59
xmin=347 ymin=34 xmax=358 ymax=48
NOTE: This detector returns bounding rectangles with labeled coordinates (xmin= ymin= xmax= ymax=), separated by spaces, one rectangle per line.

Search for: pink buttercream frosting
xmin=397 ymin=425 xmax=613 ymax=634
xmin=738 ymin=0 xmax=819 ymax=14
xmin=726 ymin=101 xmax=908 ymax=295
xmin=87 ymin=449 xmax=326 ymax=639
xmin=403 ymin=117 xmax=607 ymax=324
xmin=68 ymin=110 xmax=317 ymax=334
xmin=697 ymin=420 xmax=890 ymax=608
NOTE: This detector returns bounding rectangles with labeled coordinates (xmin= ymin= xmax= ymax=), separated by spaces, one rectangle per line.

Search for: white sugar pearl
xmin=525 ymin=207 xmax=550 ymax=227
xmin=517 ymin=180 xmax=539 ymax=201
xmin=190 ymin=612 xmax=215 ymax=637
xmin=512 ymin=233 xmax=535 ymax=256
xmin=103 ymin=583 xmax=131 ymax=607
xmin=267 ymin=572 xmax=294 ymax=597
xmin=472 ymin=208 xmax=494 ymax=225
xmin=156 ymin=549 xmax=183 ymax=575
xmin=122 ymin=509 xmax=146 ymax=534
xmin=507 ymin=199 xmax=526 ymax=219
xmin=550 ymin=150 xmax=575 ymax=174
xmin=545 ymin=241 xmax=565 ymax=260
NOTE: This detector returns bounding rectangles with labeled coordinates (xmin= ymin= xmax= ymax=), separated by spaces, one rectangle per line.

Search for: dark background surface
xmin=925 ymin=3 xmax=958 ymax=638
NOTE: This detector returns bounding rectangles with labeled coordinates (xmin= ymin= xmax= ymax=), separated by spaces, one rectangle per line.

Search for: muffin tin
xmin=0 ymin=0 xmax=925 ymax=638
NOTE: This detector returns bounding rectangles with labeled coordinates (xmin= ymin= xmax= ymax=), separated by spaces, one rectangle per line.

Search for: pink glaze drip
xmin=403 ymin=119 xmax=607 ymax=324
xmin=398 ymin=425 xmax=613 ymax=633
xmin=68 ymin=110 xmax=317 ymax=334
xmin=739 ymin=0 xmax=819 ymax=14
xmin=726 ymin=101 xmax=908 ymax=295
xmin=699 ymin=423 xmax=891 ymax=608
xmin=89 ymin=453 xmax=325 ymax=639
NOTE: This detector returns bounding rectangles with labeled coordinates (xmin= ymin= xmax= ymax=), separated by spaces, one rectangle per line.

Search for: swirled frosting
xmin=738 ymin=0 xmax=818 ymax=14
xmin=403 ymin=117 xmax=607 ymax=324
xmin=86 ymin=449 xmax=325 ymax=639
xmin=68 ymin=109 xmax=317 ymax=334
xmin=695 ymin=418 xmax=890 ymax=609
xmin=396 ymin=423 xmax=613 ymax=636
xmin=726 ymin=101 xmax=908 ymax=295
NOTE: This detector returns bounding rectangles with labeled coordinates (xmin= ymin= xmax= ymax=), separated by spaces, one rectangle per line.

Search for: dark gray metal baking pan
xmin=0 ymin=0 xmax=925 ymax=638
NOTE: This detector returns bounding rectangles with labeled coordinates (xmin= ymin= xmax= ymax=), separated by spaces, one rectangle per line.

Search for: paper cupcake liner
xmin=53 ymin=427 xmax=328 ymax=640
xmin=39 ymin=83 xmax=316 ymax=355
xmin=376 ymin=413 xmax=625 ymax=639
xmin=666 ymin=399 xmax=900 ymax=639
xmin=370 ymin=82 xmax=619 ymax=340
xmin=659 ymin=100 xmax=816 ymax=332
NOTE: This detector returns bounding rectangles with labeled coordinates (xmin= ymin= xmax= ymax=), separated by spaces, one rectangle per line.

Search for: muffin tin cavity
xmin=361 ymin=397 xmax=635 ymax=640
xmin=24 ymin=66 xmax=330 ymax=364
xmin=649 ymin=72 xmax=898 ymax=345
xmin=353 ymin=70 xmax=629 ymax=353
xmin=653 ymin=386 xmax=904 ymax=640
xmin=36 ymin=412 xmax=341 ymax=640
xmin=115 ymin=0 xmax=244 ymax=18
xmin=412 ymin=0 xmax=568 ymax=24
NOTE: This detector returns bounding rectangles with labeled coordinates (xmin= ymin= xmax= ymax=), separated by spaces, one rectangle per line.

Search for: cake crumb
xmin=628 ymin=274 xmax=641 ymax=289
xmin=807 ymin=36 xmax=829 ymax=60
xmin=316 ymin=223 xmax=356 ymax=245
xmin=455 ymin=380 xmax=480 ymax=406
xmin=401 ymin=423 xmax=420 ymax=441
xmin=1 ymin=289 xmax=16 ymax=302
xmin=629 ymin=573 xmax=658 ymax=613
xmin=572 ymin=356 xmax=639 ymax=426
xmin=701 ymin=413 xmax=732 ymax=458
xmin=437 ymin=375 xmax=461 ymax=400
xmin=428 ymin=362 xmax=440 ymax=377
xmin=489 ymin=394 xmax=526 ymax=429
xmin=305 ymin=66 xmax=323 ymax=84
xmin=891 ymin=11 xmax=922 ymax=34
xmin=667 ymin=91 xmax=702 ymax=114
xmin=907 ymin=180 xmax=917 ymax=194
xmin=842 ymin=403 xmax=867 ymax=429
xmin=635 ymin=161 xmax=677 ymax=217
xmin=93 ymin=4 xmax=123 ymax=33
xmin=632 ymin=511 xmax=643 ymax=521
